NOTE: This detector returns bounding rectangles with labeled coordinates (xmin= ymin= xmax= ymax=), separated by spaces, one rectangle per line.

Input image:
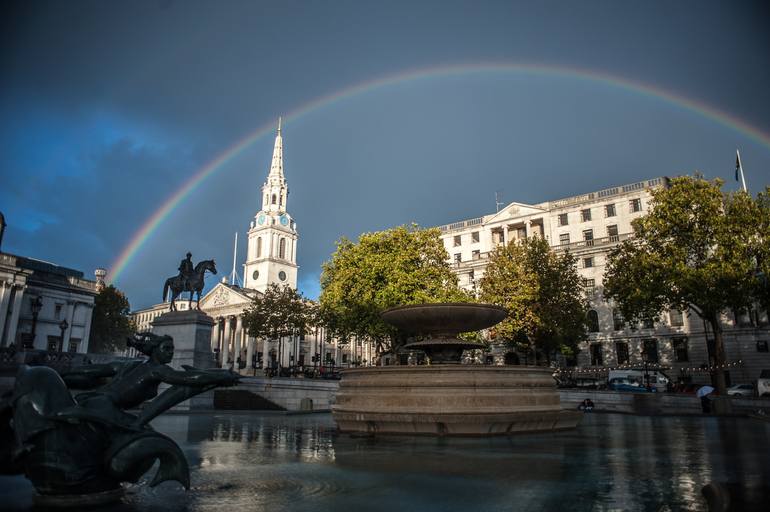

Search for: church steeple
xmin=261 ymin=117 xmax=289 ymax=212
xmin=268 ymin=117 xmax=284 ymax=181
xmin=246 ymin=116 xmax=299 ymax=292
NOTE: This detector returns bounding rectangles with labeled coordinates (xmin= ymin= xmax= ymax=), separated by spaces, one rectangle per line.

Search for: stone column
xmin=221 ymin=316 xmax=231 ymax=369
xmin=5 ymin=285 xmax=25 ymax=348
xmin=81 ymin=303 xmax=94 ymax=353
xmin=262 ymin=338 xmax=270 ymax=368
xmin=234 ymin=315 xmax=243 ymax=369
xmin=246 ymin=336 xmax=255 ymax=375
xmin=210 ymin=318 xmax=220 ymax=351
xmin=0 ymin=281 xmax=11 ymax=346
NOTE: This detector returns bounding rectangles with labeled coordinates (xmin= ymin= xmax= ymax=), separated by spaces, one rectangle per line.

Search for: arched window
xmin=587 ymin=310 xmax=600 ymax=332
xmin=279 ymin=238 xmax=286 ymax=259
xmin=279 ymin=193 xmax=283 ymax=206
xmin=271 ymin=194 xmax=276 ymax=205
xmin=256 ymin=237 xmax=262 ymax=258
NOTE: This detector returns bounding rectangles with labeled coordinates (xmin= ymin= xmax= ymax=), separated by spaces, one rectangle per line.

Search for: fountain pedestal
xmin=332 ymin=303 xmax=581 ymax=435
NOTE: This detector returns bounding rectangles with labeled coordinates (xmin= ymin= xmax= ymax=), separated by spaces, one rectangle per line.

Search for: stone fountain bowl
xmin=380 ymin=303 xmax=507 ymax=337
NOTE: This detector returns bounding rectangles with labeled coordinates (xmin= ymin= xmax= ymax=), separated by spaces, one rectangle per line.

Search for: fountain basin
xmin=333 ymin=365 xmax=581 ymax=435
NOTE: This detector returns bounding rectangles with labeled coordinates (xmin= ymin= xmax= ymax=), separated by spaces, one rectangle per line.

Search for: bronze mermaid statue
xmin=0 ymin=332 xmax=240 ymax=504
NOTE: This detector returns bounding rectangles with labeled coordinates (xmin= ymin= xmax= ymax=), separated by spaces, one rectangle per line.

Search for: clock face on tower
xmin=252 ymin=270 xmax=259 ymax=280
xmin=278 ymin=271 xmax=287 ymax=281
xmin=279 ymin=215 xmax=289 ymax=226
xmin=257 ymin=214 xmax=266 ymax=225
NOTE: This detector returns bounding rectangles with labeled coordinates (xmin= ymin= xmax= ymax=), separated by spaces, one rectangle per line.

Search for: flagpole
xmin=736 ymin=149 xmax=748 ymax=193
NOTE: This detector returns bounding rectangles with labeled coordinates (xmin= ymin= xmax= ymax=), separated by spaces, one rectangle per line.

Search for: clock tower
xmin=243 ymin=118 xmax=299 ymax=292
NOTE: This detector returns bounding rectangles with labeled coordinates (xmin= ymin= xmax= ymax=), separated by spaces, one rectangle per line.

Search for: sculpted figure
xmin=163 ymin=256 xmax=217 ymax=311
xmin=0 ymin=332 xmax=239 ymax=505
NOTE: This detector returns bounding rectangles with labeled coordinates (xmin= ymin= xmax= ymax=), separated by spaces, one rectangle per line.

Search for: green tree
xmin=88 ymin=285 xmax=135 ymax=353
xmin=479 ymin=236 xmax=587 ymax=364
xmin=242 ymin=284 xmax=311 ymax=366
xmin=603 ymin=176 xmax=764 ymax=397
xmin=319 ymin=225 xmax=470 ymax=355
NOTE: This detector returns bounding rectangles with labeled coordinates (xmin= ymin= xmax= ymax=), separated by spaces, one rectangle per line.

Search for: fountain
xmin=332 ymin=303 xmax=582 ymax=435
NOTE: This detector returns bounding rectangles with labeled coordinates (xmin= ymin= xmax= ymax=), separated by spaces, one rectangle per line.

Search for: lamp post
xmin=58 ymin=319 xmax=69 ymax=353
xmin=27 ymin=296 xmax=43 ymax=350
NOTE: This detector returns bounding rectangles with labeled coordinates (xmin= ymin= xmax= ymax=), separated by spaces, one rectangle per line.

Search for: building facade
xmin=0 ymin=252 xmax=97 ymax=353
xmin=437 ymin=176 xmax=770 ymax=385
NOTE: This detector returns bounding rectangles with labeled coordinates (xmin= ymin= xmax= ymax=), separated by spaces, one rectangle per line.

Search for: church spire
xmin=268 ymin=117 xmax=284 ymax=180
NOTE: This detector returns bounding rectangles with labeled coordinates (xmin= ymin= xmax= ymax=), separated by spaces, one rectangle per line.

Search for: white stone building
xmin=0 ymin=252 xmax=97 ymax=353
xmin=437 ymin=176 xmax=770 ymax=385
xmin=131 ymin=120 xmax=374 ymax=372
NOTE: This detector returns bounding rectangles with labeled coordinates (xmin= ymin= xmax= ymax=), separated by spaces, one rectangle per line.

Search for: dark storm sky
xmin=1 ymin=0 xmax=769 ymax=309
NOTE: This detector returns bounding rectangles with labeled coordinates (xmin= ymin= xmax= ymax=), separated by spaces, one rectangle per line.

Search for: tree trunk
xmin=708 ymin=315 xmax=733 ymax=414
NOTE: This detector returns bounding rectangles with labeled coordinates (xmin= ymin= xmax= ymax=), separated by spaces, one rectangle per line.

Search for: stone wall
xmin=560 ymin=389 xmax=770 ymax=415
xmin=234 ymin=377 xmax=339 ymax=411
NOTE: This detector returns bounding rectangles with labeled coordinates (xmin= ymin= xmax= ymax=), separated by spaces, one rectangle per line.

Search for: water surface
xmin=2 ymin=412 xmax=769 ymax=511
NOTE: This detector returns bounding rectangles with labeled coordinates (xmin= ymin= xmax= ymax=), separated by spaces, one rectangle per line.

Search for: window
xmin=587 ymin=310 xmax=599 ymax=332
xmin=607 ymin=225 xmax=619 ymax=241
xmin=271 ymin=194 xmax=277 ymax=205
xmin=757 ymin=340 xmax=769 ymax=353
xmin=643 ymin=318 xmax=654 ymax=329
xmin=642 ymin=339 xmax=659 ymax=363
xmin=583 ymin=257 xmax=594 ymax=268
xmin=468 ymin=270 xmax=475 ymax=283
xmin=55 ymin=304 xmax=62 ymax=320
xmin=581 ymin=209 xmax=592 ymax=222
xmin=612 ymin=309 xmax=624 ymax=330
xmin=615 ymin=342 xmax=630 ymax=365
xmin=47 ymin=336 xmax=59 ymax=352
xmin=669 ymin=309 xmax=684 ymax=327
xmin=256 ymin=237 xmax=262 ymax=258
xmin=559 ymin=233 xmax=570 ymax=245
xmin=279 ymin=238 xmax=286 ymax=259
xmin=558 ymin=213 xmax=569 ymax=226
xmin=583 ymin=278 xmax=595 ymax=292
xmin=471 ymin=231 xmax=479 ymax=243
xmin=605 ymin=204 xmax=616 ymax=217
xmin=472 ymin=250 xmax=480 ymax=260
xmin=583 ymin=229 xmax=594 ymax=246
xmin=590 ymin=343 xmax=603 ymax=366
xmin=630 ymin=198 xmax=642 ymax=213
xmin=673 ymin=337 xmax=689 ymax=362
xmin=68 ymin=339 xmax=80 ymax=353
xmin=454 ymin=253 xmax=462 ymax=263
xmin=454 ymin=235 xmax=462 ymax=247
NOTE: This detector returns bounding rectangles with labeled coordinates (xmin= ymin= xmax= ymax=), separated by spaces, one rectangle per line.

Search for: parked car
xmin=608 ymin=377 xmax=656 ymax=393
xmin=607 ymin=369 xmax=669 ymax=392
xmin=726 ymin=384 xmax=755 ymax=397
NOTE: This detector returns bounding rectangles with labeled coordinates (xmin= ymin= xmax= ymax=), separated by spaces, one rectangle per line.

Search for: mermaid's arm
xmin=59 ymin=363 xmax=121 ymax=389
xmin=155 ymin=365 xmax=240 ymax=387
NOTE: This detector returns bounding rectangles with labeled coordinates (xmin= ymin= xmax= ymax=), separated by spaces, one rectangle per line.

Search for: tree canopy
xmin=242 ymin=283 xmax=312 ymax=340
xmin=478 ymin=236 xmax=587 ymax=364
xmin=88 ymin=285 xmax=135 ymax=353
xmin=319 ymin=225 xmax=470 ymax=354
xmin=603 ymin=175 xmax=766 ymax=396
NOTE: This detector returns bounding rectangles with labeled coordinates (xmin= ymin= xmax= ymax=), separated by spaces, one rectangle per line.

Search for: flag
xmin=735 ymin=152 xmax=741 ymax=182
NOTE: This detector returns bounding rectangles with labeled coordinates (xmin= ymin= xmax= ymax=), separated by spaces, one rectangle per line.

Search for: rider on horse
xmin=178 ymin=252 xmax=193 ymax=291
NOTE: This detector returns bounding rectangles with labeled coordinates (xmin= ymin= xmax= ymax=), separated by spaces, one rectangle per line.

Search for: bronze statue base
xmin=33 ymin=488 xmax=125 ymax=508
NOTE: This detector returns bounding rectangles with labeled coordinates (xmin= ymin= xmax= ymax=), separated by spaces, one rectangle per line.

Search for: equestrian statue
xmin=0 ymin=332 xmax=240 ymax=506
xmin=163 ymin=252 xmax=217 ymax=311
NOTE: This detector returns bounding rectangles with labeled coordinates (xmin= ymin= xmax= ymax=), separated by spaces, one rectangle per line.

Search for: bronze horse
xmin=162 ymin=259 xmax=217 ymax=310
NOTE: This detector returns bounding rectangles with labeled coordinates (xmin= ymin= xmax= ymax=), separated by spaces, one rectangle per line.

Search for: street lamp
xmin=58 ymin=319 xmax=69 ymax=353
xmin=27 ymin=296 xmax=43 ymax=350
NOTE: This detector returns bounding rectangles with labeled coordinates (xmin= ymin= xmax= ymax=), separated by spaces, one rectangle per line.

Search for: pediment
xmin=486 ymin=202 xmax=546 ymax=223
xmin=199 ymin=283 xmax=253 ymax=309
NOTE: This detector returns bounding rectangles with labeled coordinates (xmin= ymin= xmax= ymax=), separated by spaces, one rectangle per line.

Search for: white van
xmin=607 ymin=369 xmax=670 ymax=392
xmin=758 ymin=370 xmax=770 ymax=397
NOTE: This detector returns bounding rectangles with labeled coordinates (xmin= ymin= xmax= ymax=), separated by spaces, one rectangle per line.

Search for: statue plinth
xmin=151 ymin=310 xmax=216 ymax=409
